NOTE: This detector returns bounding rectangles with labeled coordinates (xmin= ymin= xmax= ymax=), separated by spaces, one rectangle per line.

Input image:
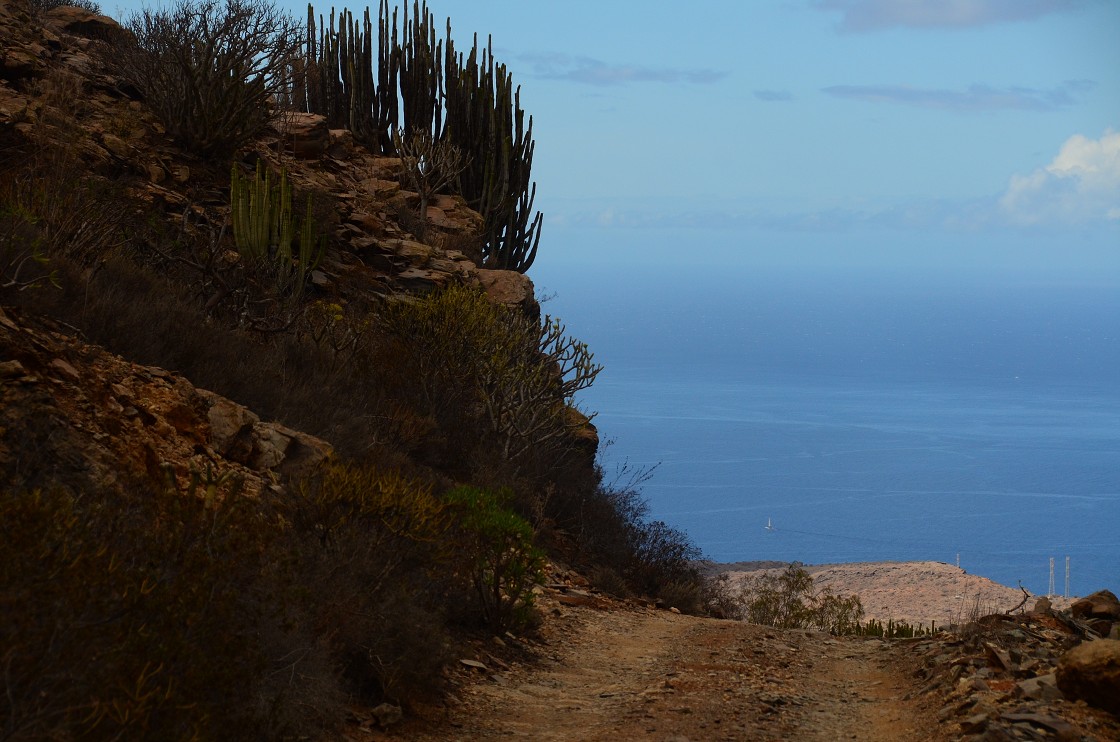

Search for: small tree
xmin=392 ymin=130 xmax=470 ymax=242
xmin=119 ymin=0 xmax=301 ymax=156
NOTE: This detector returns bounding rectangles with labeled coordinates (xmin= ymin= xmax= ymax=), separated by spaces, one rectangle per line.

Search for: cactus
xmin=303 ymin=3 xmax=394 ymax=151
xmin=229 ymin=162 xmax=323 ymax=299
xmin=397 ymin=0 xmax=443 ymax=142
xmin=300 ymin=3 xmax=543 ymax=271
xmin=443 ymin=35 xmax=541 ymax=271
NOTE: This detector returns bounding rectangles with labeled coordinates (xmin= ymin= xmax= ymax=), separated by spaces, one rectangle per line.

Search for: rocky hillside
xmin=2 ymin=4 xmax=692 ymax=739
xmin=4 ymin=5 xmax=1118 ymax=741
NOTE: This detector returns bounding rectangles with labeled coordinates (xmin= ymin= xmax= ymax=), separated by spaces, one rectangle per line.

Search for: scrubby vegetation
xmin=0 ymin=0 xmax=708 ymax=737
xmin=729 ymin=562 xmax=941 ymax=637
xmin=736 ymin=563 xmax=866 ymax=635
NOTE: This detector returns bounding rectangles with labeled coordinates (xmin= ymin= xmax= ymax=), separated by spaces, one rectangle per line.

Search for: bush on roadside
xmin=444 ymin=486 xmax=546 ymax=634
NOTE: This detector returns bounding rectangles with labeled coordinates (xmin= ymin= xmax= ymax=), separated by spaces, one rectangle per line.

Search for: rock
xmin=460 ymin=659 xmax=488 ymax=670
xmin=1055 ymin=639 xmax=1120 ymax=714
xmin=1016 ymin=673 xmax=1062 ymax=702
xmin=999 ymin=713 xmax=1076 ymax=741
xmin=199 ymin=391 xmax=331 ymax=475
xmin=45 ymin=6 xmax=125 ymax=40
xmin=0 ymin=359 xmax=28 ymax=378
xmin=1030 ymin=596 xmax=1052 ymax=615
xmin=326 ymin=128 xmax=354 ymax=159
xmin=202 ymin=392 xmax=260 ymax=460
xmin=370 ymin=702 xmax=403 ymax=728
xmin=49 ymin=358 xmax=80 ymax=382
xmin=282 ymin=112 xmax=329 ymax=159
xmin=959 ymin=713 xmax=989 ymax=734
xmin=475 ymin=268 xmax=538 ymax=318
xmin=100 ymin=132 xmax=131 ymax=158
xmin=1071 ymin=590 xmax=1120 ymax=622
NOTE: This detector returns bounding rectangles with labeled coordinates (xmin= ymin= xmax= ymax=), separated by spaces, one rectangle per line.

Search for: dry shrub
xmin=27 ymin=0 xmax=102 ymax=16
xmin=281 ymin=462 xmax=458 ymax=702
xmin=0 ymin=68 xmax=126 ymax=287
xmin=738 ymin=563 xmax=865 ymax=634
xmin=0 ymin=459 xmax=469 ymax=740
xmin=0 ymin=482 xmax=289 ymax=741
xmin=116 ymin=0 xmax=300 ymax=156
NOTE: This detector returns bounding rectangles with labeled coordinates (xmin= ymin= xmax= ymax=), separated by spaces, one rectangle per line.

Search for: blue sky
xmin=107 ymin=0 xmax=1119 ymax=276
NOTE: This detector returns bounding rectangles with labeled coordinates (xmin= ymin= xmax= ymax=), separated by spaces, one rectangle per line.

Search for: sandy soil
xmin=722 ymin=560 xmax=1075 ymax=627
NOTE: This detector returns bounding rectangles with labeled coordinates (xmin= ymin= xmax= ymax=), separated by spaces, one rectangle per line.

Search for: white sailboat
xmin=765 ymin=517 xmax=775 ymax=532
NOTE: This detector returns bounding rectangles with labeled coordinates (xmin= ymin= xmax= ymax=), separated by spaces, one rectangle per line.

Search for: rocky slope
xmin=0 ymin=304 xmax=332 ymax=497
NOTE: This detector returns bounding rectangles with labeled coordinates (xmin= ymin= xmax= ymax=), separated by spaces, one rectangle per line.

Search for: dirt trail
xmin=404 ymin=604 xmax=947 ymax=741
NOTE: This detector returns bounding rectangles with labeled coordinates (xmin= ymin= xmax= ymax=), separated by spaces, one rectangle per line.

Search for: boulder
xmin=475 ymin=268 xmax=538 ymax=319
xmin=282 ymin=112 xmax=329 ymax=159
xmin=45 ymin=6 xmax=126 ymax=40
xmin=200 ymin=390 xmax=331 ymax=476
xmin=1055 ymin=639 xmax=1120 ymax=715
xmin=1071 ymin=590 xmax=1120 ymax=622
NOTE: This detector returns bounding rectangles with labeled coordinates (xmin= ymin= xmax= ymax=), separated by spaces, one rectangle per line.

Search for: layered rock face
xmin=0 ymin=306 xmax=331 ymax=498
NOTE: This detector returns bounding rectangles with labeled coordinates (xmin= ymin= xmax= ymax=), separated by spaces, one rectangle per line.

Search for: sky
xmin=105 ymin=0 xmax=1119 ymax=278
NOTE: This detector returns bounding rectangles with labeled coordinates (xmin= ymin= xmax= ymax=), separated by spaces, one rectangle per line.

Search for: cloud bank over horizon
xmin=517 ymin=52 xmax=727 ymax=86
xmin=816 ymin=0 xmax=1092 ymax=32
xmin=823 ymin=80 xmax=1094 ymax=112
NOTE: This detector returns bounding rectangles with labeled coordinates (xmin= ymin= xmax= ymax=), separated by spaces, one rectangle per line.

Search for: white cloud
xmin=823 ymin=80 xmax=1093 ymax=112
xmin=517 ymin=52 xmax=727 ymax=86
xmin=1000 ymin=130 xmax=1120 ymax=225
xmin=816 ymin=0 xmax=1091 ymax=32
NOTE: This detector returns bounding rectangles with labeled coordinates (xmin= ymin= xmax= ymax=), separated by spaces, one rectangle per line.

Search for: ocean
xmin=537 ymin=260 xmax=1120 ymax=597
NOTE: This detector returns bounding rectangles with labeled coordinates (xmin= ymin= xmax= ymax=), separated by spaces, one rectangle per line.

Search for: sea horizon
xmin=538 ymin=259 xmax=1120 ymax=597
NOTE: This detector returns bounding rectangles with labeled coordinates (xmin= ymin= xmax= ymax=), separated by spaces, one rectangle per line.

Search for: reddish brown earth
xmin=394 ymin=587 xmax=949 ymax=742
xmin=384 ymin=567 xmax=1118 ymax=742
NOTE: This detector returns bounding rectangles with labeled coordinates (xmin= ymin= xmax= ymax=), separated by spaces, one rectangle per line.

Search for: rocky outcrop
xmin=475 ymin=268 xmax=539 ymax=319
xmin=199 ymin=390 xmax=332 ymax=478
xmin=0 ymin=306 xmax=331 ymax=497
xmin=44 ymin=5 xmax=127 ymax=40
xmin=0 ymin=3 xmax=535 ymax=311
xmin=1056 ymin=639 xmax=1120 ymax=715
xmin=905 ymin=608 xmax=1120 ymax=739
xmin=1070 ymin=590 xmax=1120 ymax=638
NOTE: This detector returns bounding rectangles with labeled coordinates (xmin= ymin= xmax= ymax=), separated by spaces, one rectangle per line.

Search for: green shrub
xmin=444 ymin=486 xmax=545 ymax=633
xmin=118 ymin=0 xmax=300 ymax=156
xmin=377 ymin=284 xmax=600 ymax=476
xmin=737 ymin=563 xmax=865 ymax=634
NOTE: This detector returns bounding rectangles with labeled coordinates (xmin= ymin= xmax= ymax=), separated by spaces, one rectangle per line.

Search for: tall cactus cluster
xmin=297 ymin=2 xmax=542 ymax=273
xmin=230 ymin=161 xmax=325 ymax=299
xmin=443 ymin=35 xmax=541 ymax=272
xmin=303 ymin=2 xmax=398 ymax=154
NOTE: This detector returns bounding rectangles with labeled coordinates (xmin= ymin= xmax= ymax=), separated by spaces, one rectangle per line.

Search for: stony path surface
xmin=402 ymin=604 xmax=948 ymax=742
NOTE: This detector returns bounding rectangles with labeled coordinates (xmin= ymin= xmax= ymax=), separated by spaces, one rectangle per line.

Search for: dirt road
xmin=404 ymin=603 xmax=947 ymax=741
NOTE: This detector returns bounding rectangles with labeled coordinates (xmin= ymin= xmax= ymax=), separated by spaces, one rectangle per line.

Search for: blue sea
xmin=538 ymin=260 xmax=1120 ymax=597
